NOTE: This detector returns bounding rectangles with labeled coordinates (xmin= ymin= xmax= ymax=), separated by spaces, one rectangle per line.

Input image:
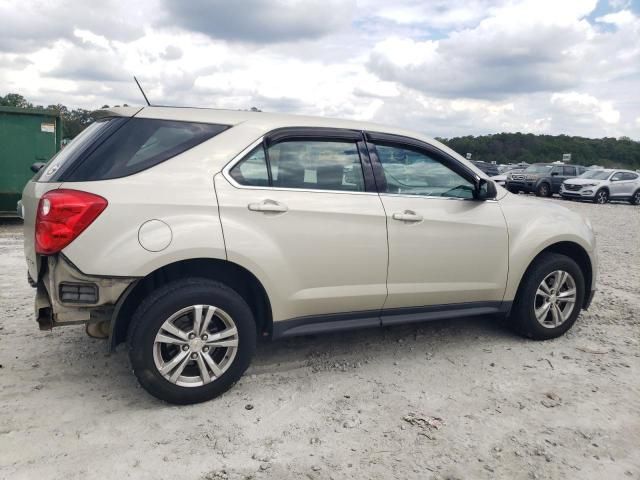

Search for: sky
xmin=1 ymin=0 xmax=639 ymax=139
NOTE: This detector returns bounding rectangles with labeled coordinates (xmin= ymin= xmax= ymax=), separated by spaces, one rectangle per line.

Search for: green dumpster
xmin=0 ymin=106 xmax=62 ymax=216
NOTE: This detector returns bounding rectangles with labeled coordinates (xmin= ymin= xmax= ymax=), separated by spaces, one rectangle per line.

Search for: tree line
xmin=437 ymin=132 xmax=640 ymax=170
xmin=0 ymin=93 xmax=127 ymax=140
xmin=2 ymin=92 xmax=638 ymax=170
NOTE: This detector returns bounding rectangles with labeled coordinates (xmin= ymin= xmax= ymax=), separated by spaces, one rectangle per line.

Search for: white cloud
xmin=0 ymin=0 xmax=638 ymax=140
xmin=551 ymin=92 xmax=620 ymax=124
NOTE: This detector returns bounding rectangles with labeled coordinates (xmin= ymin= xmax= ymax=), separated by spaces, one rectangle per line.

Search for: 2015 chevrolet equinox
xmin=21 ymin=107 xmax=597 ymax=404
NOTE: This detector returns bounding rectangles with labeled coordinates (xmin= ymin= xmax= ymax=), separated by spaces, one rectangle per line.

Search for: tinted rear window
xmin=55 ymin=118 xmax=228 ymax=181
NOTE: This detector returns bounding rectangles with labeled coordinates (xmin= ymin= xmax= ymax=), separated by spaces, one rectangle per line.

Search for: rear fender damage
xmin=36 ymin=254 xmax=137 ymax=330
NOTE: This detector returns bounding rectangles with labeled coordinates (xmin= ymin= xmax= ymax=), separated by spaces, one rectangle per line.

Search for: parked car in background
xmin=21 ymin=106 xmax=597 ymax=404
xmin=471 ymin=160 xmax=500 ymax=177
xmin=560 ymin=169 xmax=640 ymax=204
xmin=506 ymin=163 xmax=588 ymax=197
xmin=491 ymin=173 xmax=507 ymax=187
xmin=492 ymin=166 xmax=525 ymax=187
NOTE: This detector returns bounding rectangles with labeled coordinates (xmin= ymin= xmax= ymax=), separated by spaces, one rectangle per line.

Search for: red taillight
xmin=35 ymin=189 xmax=108 ymax=255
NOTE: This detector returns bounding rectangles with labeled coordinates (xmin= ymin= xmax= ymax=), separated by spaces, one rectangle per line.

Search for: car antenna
xmin=134 ymin=76 xmax=151 ymax=106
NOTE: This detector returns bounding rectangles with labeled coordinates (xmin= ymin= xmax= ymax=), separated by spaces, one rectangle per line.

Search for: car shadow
xmin=24 ymin=313 xmax=524 ymax=409
xmin=251 ymin=314 xmax=522 ymax=374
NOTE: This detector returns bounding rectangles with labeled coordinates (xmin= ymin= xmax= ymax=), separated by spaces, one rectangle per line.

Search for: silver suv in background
xmin=561 ymin=169 xmax=640 ymax=204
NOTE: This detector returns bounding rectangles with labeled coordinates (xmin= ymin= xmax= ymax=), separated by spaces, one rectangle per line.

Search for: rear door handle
xmin=392 ymin=210 xmax=423 ymax=222
xmin=248 ymin=199 xmax=288 ymax=213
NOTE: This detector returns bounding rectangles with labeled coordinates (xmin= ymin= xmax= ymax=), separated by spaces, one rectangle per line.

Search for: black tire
xmin=509 ymin=253 xmax=585 ymax=340
xmin=630 ymin=190 xmax=640 ymax=205
xmin=508 ymin=187 xmax=519 ymax=194
xmin=593 ymin=189 xmax=608 ymax=204
xmin=128 ymin=278 xmax=257 ymax=404
xmin=535 ymin=182 xmax=551 ymax=197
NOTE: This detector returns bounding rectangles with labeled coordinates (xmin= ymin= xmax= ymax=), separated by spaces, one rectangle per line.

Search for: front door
xmin=610 ymin=171 xmax=638 ymax=198
xmin=215 ymin=131 xmax=388 ymax=329
xmin=365 ymin=137 xmax=509 ymax=323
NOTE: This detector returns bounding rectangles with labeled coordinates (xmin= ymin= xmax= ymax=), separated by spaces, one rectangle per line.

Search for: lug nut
xmin=201 ymin=334 xmax=208 ymax=340
xmin=182 ymin=345 xmax=189 ymax=351
xmin=203 ymin=346 xmax=209 ymax=353
xmin=190 ymin=353 xmax=198 ymax=360
xmin=188 ymin=333 xmax=196 ymax=340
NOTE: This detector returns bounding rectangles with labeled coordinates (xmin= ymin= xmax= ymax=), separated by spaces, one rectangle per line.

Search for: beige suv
xmin=21 ymin=107 xmax=597 ymax=404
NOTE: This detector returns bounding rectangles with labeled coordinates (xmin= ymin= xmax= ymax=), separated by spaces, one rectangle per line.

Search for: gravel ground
xmin=1 ymin=198 xmax=638 ymax=480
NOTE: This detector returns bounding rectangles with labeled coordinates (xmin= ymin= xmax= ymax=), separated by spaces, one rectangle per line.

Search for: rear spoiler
xmin=91 ymin=106 xmax=144 ymax=120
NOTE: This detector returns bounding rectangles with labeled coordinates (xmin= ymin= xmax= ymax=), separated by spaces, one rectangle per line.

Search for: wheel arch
xmin=109 ymin=258 xmax=273 ymax=351
xmin=513 ymin=241 xmax=593 ymax=311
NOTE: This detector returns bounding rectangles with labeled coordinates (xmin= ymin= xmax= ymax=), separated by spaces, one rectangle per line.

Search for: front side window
xmin=611 ymin=172 xmax=625 ymax=181
xmin=374 ymin=144 xmax=474 ymax=198
xmin=229 ymin=140 xmax=365 ymax=192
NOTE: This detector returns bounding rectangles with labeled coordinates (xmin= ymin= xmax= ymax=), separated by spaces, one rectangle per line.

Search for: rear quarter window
xmin=61 ymin=118 xmax=228 ymax=181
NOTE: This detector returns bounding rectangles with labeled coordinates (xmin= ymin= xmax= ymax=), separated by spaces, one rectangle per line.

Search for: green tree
xmin=0 ymin=93 xmax=33 ymax=108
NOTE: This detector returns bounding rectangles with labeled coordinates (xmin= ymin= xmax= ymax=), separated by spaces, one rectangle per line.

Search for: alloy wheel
xmin=633 ymin=191 xmax=640 ymax=205
xmin=539 ymin=184 xmax=549 ymax=196
xmin=534 ymin=270 xmax=577 ymax=328
xmin=153 ymin=305 xmax=239 ymax=387
xmin=596 ymin=190 xmax=608 ymax=204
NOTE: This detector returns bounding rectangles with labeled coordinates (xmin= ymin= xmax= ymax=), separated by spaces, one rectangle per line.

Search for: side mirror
xmin=31 ymin=162 xmax=46 ymax=173
xmin=476 ymin=178 xmax=497 ymax=200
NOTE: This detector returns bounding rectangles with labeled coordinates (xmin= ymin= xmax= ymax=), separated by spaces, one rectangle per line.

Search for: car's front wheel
xmin=535 ymin=182 xmax=551 ymax=197
xmin=630 ymin=190 xmax=640 ymax=205
xmin=128 ymin=278 xmax=256 ymax=404
xmin=594 ymin=189 xmax=609 ymax=204
xmin=510 ymin=253 xmax=585 ymax=340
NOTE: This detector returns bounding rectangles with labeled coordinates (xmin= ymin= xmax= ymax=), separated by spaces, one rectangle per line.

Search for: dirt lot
xmin=1 ymin=198 xmax=638 ymax=480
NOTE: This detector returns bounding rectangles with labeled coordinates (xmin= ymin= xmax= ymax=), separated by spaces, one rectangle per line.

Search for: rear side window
xmin=229 ymin=147 xmax=269 ymax=187
xmin=61 ymin=118 xmax=228 ymax=181
xmin=563 ymin=166 xmax=576 ymax=176
xmin=229 ymin=140 xmax=365 ymax=192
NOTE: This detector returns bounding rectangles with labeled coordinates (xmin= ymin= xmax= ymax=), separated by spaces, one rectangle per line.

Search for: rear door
xmin=364 ymin=133 xmax=509 ymax=323
xmin=215 ymin=128 xmax=388 ymax=330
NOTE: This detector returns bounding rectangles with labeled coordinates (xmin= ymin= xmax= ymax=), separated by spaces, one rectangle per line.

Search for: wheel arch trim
xmin=108 ymin=257 xmax=273 ymax=351
xmin=507 ymin=240 xmax=595 ymax=313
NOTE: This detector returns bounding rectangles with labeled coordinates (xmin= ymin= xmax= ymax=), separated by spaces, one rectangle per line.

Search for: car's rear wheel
xmin=535 ymin=182 xmax=551 ymax=197
xmin=594 ymin=189 xmax=608 ymax=204
xmin=510 ymin=253 xmax=584 ymax=340
xmin=630 ymin=190 xmax=640 ymax=205
xmin=128 ymin=278 xmax=256 ymax=404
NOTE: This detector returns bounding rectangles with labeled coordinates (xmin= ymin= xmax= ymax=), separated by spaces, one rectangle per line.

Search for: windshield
xmin=579 ymin=170 xmax=611 ymax=180
xmin=524 ymin=164 xmax=553 ymax=174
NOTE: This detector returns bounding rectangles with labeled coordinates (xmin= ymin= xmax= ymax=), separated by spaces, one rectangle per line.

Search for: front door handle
xmin=392 ymin=210 xmax=423 ymax=222
xmin=248 ymin=199 xmax=288 ymax=213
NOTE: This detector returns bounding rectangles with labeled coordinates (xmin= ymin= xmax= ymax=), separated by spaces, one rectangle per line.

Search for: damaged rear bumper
xmin=33 ymin=254 xmax=137 ymax=330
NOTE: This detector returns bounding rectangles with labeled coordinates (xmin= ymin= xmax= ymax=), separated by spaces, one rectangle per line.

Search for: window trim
xmin=222 ymin=127 xmax=378 ymax=194
xmin=363 ymin=131 xmax=489 ymax=201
